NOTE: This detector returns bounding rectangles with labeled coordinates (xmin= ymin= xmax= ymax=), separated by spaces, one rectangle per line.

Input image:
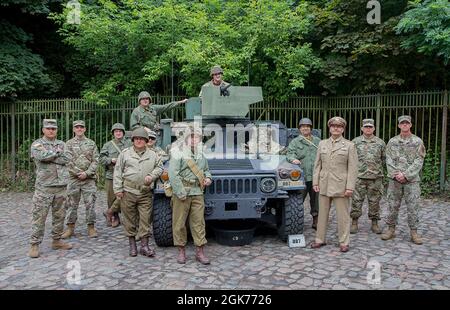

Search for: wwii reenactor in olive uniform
xmin=29 ymin=119 xmax=73 ymax=258
xmin=130 ymin=91 xmax=187 ymax=145
xmin=287 ymin=118 xmax=321 ymax=229
xmin=62 ymin=120 xmax=100 ymax=239
xmin=99 ymin=123 xmax=131 ymax=227
xmin=113 ymin=127 xmax=163 ymax=257
xmin=381 ymin=115 xmax=426 ymax=245
xmin=199 ymin=65 xmax=230 ymax=97
xmin=311 ymin=117 xmax=358 ymax=253
xmin=169 ymin=127 xmax=212 ymax=265
xmin=350 ymin=119 xmax=386 ymax=234
xmin=146 ymin=129 xmax=169 ymax=162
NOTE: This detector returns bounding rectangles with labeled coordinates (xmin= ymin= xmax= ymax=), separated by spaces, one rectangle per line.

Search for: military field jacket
xmin=66 ymin=136 xmax=99 ymax=180
xmin=130 ymin=102 xmax=182 ymax=131
xmin=99 ymin=138 xmax=132 ymax=180
xmin=352 ymin=135 xmax=386 ymax=179
xmin=286 ymin=135 xmax=320 ymax=182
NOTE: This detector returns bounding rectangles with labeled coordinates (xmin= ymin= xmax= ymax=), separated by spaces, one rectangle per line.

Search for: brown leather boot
xmin=111 ymin=213 xmax=120 ymax=228
xmin=195 ymin=246 xmax=210 ymax=265
xmin=28 ymin=244 xmax=39 ymax=258
xmin=312 ymin=216 xmax=318 ymax=230
xmin=381 ymin=226 xmax=396 ymax=240
xmin=87 ymin=224 xmax=98 ymax=238
xmin=371 ymin=220 xmax=382 ymax=234
xmin=410 ymin=230 xmax=423 ymax=245
xmin=61 ymin=224 xmax=75 ymax=239
xmin=350 ymin=218 xmax=358 ymax=234
xmin=104 ymin=209 xmax=113 ymax=227
xmin=139 ymin=236 xmax=155 ymax=257
xmin=129 ymin=237 xmax=137 ymax=257
xmin=177 ymin=246 xmax=186 ymax=264
xmin=52 ymin=239 xmax=73 ymax=250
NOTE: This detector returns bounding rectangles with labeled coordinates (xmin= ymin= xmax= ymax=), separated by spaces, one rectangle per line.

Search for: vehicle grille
xmin=207 ymin=178 xmax=258 ymax=195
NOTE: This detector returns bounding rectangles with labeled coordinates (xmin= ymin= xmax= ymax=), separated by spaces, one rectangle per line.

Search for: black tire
xmin=152 ymin=195 xmax=174 ymax=247
xmin=277 ymin=192 xmax=304 ymax=241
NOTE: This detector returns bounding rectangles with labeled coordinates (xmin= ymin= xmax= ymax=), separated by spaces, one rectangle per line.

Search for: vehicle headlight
xmin=260 ymin=177 xmax=276 ymax=193
xmin=290 ymin=170 xmax=301 ymax=181
xmin=278 ymin=169 xmax=290 ymax=179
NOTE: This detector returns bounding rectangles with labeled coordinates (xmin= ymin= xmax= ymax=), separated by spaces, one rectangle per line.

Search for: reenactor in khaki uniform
xmin=169 ymin=127 xmax=212 ymax=265
xmin=113 ymin=127 xmax=163 ymax=257
xmin=99 ymin=123 xmax=131 ymax=227
xmin=199 ymin=65 xmax=230 ymax=97
xmin=381 ymin=115 xmax=425 ymax=245
xmin=311 ymin=117 xmax=358 ymax=253
xmin=62 ymin=120 xmax=99 ymax=239
xmin=350 ymin=119 xmax=386 ymax=234
xmin=130 ymin=91 xmax=187 ymax=145
xmin=287 ymin=118 xmax=321 ymax=229
xmin=29 ymin=119 xmax=73 ymax=258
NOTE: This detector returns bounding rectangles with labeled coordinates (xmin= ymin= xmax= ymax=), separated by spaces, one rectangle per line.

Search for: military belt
xmin=124 ymin=180 xmax=152 ymax=193
xmin=181 ymin=178 xmax=199 ymax=186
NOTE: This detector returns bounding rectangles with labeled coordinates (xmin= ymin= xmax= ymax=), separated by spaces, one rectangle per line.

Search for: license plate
xmin=278 ymin=180 xmax=302 ymax=187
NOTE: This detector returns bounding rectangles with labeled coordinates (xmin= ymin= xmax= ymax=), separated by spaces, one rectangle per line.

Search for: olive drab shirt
xmin=113 ymin=147 xmax=163 ymax=196
xmin=66 ymin=136 xmax=99 ymax=180
xmin=313 ymin=136 xmax=358 ymax=197
xmin=352 ymin=135 xmax=386 ymax=179
xmin=168 ymin=145 xmax=212 ymax=199
xmin=286 ymin=135 xmax=321 ymax=182
xmin=30 ymin=137 xmax=70 ymax=188
xmin=130 ymin=101 xmax=182 ymax=131
xmin=386 ymin=134 xmax=425 ymax=183
xmin=199 ymin=80 xmax=230 ymax=97
xmin=99 ymin=138 xmax=132 ymax=180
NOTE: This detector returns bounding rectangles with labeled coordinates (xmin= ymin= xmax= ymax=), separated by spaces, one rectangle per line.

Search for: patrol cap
xmin=73 ymin=120 xmax=85 ymax=127
xmin=398 ymin=115 xmax=412 ymax=124
xmin=111 ymin=123 xmax=125 ymax=133
xmin=147 ymin=130 xmax=157 ymax=139
xmin=43 ymin=119 xmax=58 ymax=129
xmin=362 ymin=118 xmax=375 ymax=127
xmin=131 ymin=127 xmax=149 ymax=142
xmin=327 ymin=116 xmax=346 ymax=128
xmin=138 ymin=91 xmax=152 ymax=103
xmin=299 ymin=118 xmax=313 ymax=127
xmin=210 ymin=65 xmax=223 ymax=76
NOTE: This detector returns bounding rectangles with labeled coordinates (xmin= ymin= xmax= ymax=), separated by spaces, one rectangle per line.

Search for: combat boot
xmin=312 ymin=216 xmax=318 ymax=230
xmin=177 ymin=246 xmax=186 ymax=264
xmin=51 ymin=239 xmax=73 ymax=250
xmin=28 ymin=244 xmax=39 ymax=258
xmin=381 ymin=226 xmax=396 ymax=240
xmin=87 ymin=224 xmax=98 ymax=238
xmin=103 ymin=209 xmax=113 ymax=227
xmin=410 ymin=230 xmax=423 ymax=245
xmin=350 ymin=219 xmax=358 ymax=234
xmin=139 ymin=236 xmax=155 ymax=257
xmin=61 ymin=223 xmax=75 ymax=239
xmin=111 ymin=213 xmax=120 ymax=228
xmin=129 ymin=237 xmax=137 ymax=257
xmin=371 ymin=220 xmax=382 ymax=234
xmin=195 ymin=246 xmax=210 ymax=265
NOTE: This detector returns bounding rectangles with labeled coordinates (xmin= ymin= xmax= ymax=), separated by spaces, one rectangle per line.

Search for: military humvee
xmin=152 ymin=85 xmax=306 ymax=246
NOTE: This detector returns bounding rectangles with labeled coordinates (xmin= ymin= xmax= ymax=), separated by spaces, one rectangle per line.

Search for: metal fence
xmin=1 ymin=90 xmax=448 ymax=191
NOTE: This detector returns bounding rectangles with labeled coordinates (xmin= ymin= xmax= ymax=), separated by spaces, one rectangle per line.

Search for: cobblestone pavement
xmin=0 ymin=191 xmax=448 ymax=290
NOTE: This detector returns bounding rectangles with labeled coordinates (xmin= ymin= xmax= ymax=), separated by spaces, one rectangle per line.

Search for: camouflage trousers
xmin=351 ymin=178 xmax=384 ymax=220
xmin=121 ymin=191 xmax=153 ymax=239
xmin=385 ymin=180 xmax=421 ymax=229
xmin=172 ymin=195 xmax=207 ymax=247
xmin=30 ymin=186 xmax=66 ymax=245
xmin=65 ymin=179 xmax=97 ymax=225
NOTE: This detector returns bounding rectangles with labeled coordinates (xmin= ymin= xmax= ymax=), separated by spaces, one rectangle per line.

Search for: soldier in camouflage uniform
xmin=113 ymin=127 xmax=163 ymax=257
xmin=199 ymin=65 xmax=230 ymax=97
xmin=169 ymin=126 xmax=212 ymax=265
xmin=381 ymin=115 xmax=426 ymax=245
xmin=350 ymin=119 xmax=386 ymax=234
xmin=29 ymin=119 xmax=73 ymax=258
xmin=130 ymin=91 xmax=187 ymax=146
xmin=286 ymin=118 xmax=321 ymax=229
xmin=62 ymin=120 xmax=100 ymax=239
xmin=99 ymin=123 xmax=131 ymax=227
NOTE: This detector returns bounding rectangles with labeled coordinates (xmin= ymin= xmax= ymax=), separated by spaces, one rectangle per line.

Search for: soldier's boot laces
xmin=381 ymin=226 xmax=396 ymax=240
xmin=129 ymin=237 xmax=137 ymax=257
xmin=410 ymin=230 xmax=423 ymax=245
xmin=87 ymin=224 xmax=98 ymax=238
xmin=52 ymin=239 xmax=73 ymax=250
xmin=111 ymin=213 xmax=120 ymax=228
xmin=196 ymin=246 xmax=210 ymax=265
xmin=28 ymin=244 xmax=40 ymax=258
xmin=139 ymin=237 xmax=155 ymax=257
xmin=312 ymin=216 xmax=318 ymax=230
xmin=177 ymin=246 xmax=186 ymax=264
xmin=350 ymin=219 xmax=358 ymax=234
xmin=371 ymin=220 xmax=382 ymax=234
xmin=61 ymin=224 xmax=75 ymax=239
